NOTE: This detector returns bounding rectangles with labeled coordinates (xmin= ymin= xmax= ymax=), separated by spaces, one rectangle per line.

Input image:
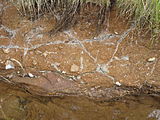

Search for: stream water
xmin=0 ymin=82 xmax=159 ymax=120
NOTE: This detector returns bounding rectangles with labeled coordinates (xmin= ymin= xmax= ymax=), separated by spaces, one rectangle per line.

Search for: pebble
xmin=28 ymin=73 xmax=34 ymax=78
xmin=2 ymin=48 xmax=10 ymax=54
xmin=96 ymin=64 xmax=109 ymax=73
xmin=76 ymin=75 xmax=81 ymax=80
xmin=5 ymin=60 xmax=15 ymax=70
xmin=62 ymin=71 xmax=66 ymax=74
xmin=36 ymin=34 xmax=43 ymax=39
xmin=121 ymin=56 xmax=129 ymax=61
xmin=91 ymin=88 xmax=95 ymax=91
xmin=43 ymin=51 xmax=48 ymax=57
xmin=115 ymin=81 xmax=122 ymax=86
xmin=6 ymin=74 xmax=14 ymax=79
xmin=114 ymin=31 xmax=119 ymax=35
xmin=70 ymin=64 xmax=79 ymax=72
xmin=80 ymin=81 xmax=85 ymax=84
xmin=32 ymin=60 xmax=37 ymax=65
xmin=147 ymin=57 xmax=156 ymax=62
xmin=148 ymin=109 xmax=160 ymax=120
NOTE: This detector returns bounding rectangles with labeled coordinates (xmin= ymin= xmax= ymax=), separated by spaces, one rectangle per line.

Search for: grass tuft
xmin=116 ymin=0 xmax=160 ymax=41
xmin=11 ymin=0 xmax=110 ymax=35
xmin=11 ymin=0 xmax=160 ymax=40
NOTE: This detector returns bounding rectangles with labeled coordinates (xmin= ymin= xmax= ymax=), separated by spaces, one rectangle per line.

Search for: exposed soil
xmin=0 ymin=0 xmax=160 ymax=99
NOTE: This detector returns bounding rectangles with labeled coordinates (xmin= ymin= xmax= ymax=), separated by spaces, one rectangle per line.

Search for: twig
xmin=0 ymin=75 xmax=12 ymax=83
xmin=10 ymin=58 xmax=25 ymax=72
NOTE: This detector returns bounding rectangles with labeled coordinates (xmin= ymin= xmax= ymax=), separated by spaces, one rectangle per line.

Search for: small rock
xmin=148 ymin=109 xmax=160 ymax=120
xmin=71 ymin=76 xmax=77 ymax=80
xmin=70 ymin=64 xmax=79 ymax=72
xmin=43 ymin=51 xmax=48 ymax=57
xmin=76 ymin=75 xmax=81 ymax=80
xmin=5 ymin=60 xmax=15 ymax=70
xmin=115 ymin=81 xmax=122 ymax=86
xmin=93 ymin=37 xmax=97 ymax=39
xmin=96 ymin=64 xmax=109 ymax=73
xmin=6 ymin=74 xmax=14 ymax=79
xmin=147 ymin=57 xmax=156 ymax=62
xmin=91 ymin=88 xmax=95 ymax=91
xmin=114 ymin=31 xmax=118 ymax=35
xmin=36 ymin=34 xmax=43 ymax=39
xmin=28 ymin=73 xmax=34 ymax=78
xmin=32 ymin=60 xmax=37 ymax=65
xmin=62 ymin=71 xmax=66 ymax=74
xmin=2 ymin=48 xmax=10 ymax=54
xmin=121 ymin=56 xmax=129 ymax=61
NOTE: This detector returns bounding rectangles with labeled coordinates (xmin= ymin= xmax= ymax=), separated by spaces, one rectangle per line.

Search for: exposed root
xmin=10 ymin=58 xmax=25 ymax=73
xmin=0 ymin=75 xmax=12 ymax=83
xmin=11 ymin=0 xmax=112 ymax=35
xmin=49 ymin=0 xmax=81 ymax=35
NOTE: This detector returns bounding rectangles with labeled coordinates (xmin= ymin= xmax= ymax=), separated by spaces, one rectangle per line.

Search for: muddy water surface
xmin=0 ymin=0 xmax=160 ymax=97
xmin=0 ymin=82 xmax=159 ymax=120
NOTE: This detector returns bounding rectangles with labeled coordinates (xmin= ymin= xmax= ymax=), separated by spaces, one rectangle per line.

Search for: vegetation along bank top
xmin=11 ymin=0 xmax=160 ymax=40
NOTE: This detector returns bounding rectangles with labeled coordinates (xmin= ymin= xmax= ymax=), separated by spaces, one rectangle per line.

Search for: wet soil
xmin=0 ymin=0 xmax=160 ymax=99
xmin=0 ymin=82 xmax=160 ymax=120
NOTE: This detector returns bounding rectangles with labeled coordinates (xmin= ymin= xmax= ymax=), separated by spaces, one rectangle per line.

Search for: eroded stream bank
xmin=0 ymin=0 xmax=160 ymax=119
xmin=0 ymin=0 xmax=160 ymax=104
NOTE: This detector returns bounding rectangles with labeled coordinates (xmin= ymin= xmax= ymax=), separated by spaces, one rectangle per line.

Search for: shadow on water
xmin=0 ymin=82 xmax=160 ymax=120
